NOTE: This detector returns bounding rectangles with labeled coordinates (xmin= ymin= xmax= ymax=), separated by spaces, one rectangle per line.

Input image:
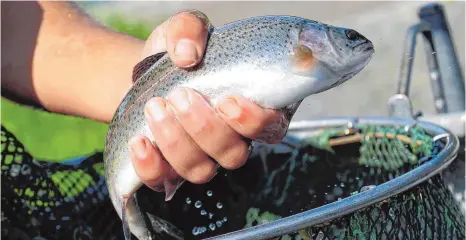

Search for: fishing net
xmin=1 ymin=121 xmax=464 ymax=240
xmin=1 ymin=125 xmax=125 ymax=240
xmin=238 ymin=123 xmax=466 ymax=240
xmin=122 ymin=121 xmax=464 ymax=240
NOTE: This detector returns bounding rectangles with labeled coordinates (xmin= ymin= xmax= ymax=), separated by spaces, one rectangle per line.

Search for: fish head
xmin=289 ymin=20 xmax=374 ymax=94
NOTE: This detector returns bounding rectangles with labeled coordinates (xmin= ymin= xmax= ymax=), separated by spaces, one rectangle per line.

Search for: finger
xmin=144 ymin=97 xmax=217 ymax=184
xmin=141 ymin=10 xmax=211 ymax=67
xmin=129 ymin=135 xmax=171 ymax=191
xmin=167 ymin=88 xmax=250 ymax=170
xmin=141 ymin=19 xmax=169 ymax=59
xmin=216 ymin=96 xmax=289 ymax=144
xmin=165 ymin=10 xmax=210 ymax=68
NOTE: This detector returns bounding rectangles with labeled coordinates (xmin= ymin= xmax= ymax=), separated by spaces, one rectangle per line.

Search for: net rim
xmin=208 ymin=116 xmax=460 ymax=240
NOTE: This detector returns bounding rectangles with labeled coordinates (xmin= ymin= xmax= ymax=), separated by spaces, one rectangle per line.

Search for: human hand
xmin=128 ymin=10 xmax=290 ymax=193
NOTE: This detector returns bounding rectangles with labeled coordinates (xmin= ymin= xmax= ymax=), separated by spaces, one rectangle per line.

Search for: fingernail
xmin=146 ymin=99 xmax=167 ymax=121
xmin=178 ymin=9 xmax=212 ymax=28
xmin=174 ymin=39 xmax=198 ymax=63
xmin=129 ymin=137 xmax=148 ymax=159
xmin=218 ymin=97 xmax=242 ymax=118
xmin=168 ymin=88 xmax=191 ymax=112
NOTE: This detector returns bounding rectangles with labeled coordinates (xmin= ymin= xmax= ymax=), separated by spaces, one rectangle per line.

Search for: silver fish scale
xmin=104 ymin=14 xmax=375 ymax=240
xmin=105 ymin=16 xmax=307 ymax=180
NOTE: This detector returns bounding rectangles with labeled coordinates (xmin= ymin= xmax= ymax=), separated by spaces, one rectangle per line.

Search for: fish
xmin=103 ymin=15 xmax=374 ymax=240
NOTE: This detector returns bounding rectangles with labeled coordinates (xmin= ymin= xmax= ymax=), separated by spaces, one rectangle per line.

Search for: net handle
xmin=207 ymin=116 xmax=459 ymax=240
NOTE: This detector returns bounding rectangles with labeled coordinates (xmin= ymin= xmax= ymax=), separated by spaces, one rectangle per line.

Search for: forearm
xmin=2 ymin=1 xmax=145 ymax=123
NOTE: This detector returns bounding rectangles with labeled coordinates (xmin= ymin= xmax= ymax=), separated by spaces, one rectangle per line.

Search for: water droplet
xmin=216 ymin=220 xmax=223 ymax=227
xmin=389 ymin=208 xmax=395 ymax=218
xmin=200 ymin=227 xmax=207 ymax=233
xmin=186 ymin=197 xmax=192 ymax=204
xmin=209 ymin=223 xmax=216 ymax=231
xmin=340 ymin=183 xmax=345 ymax=187
xmin=207 ymin=190 xmax=213 ymax=196
xmin=209 ymin=213 xmax=214 ymax=219
xmin=360 ymin=185 xmax=376 ymax=192
xmin=201 ymin=210 xmax=207 ymax=215
xmin=192 ymin=227 xmax=199 ymax=235
xmin=223 ymin=217 xmax=228 ymax=222
xmin=195 ymin=200 xmax=202 ymax=208
xmin=216 ymin=202 xmax=223 ymax=209
xmin=338 ymin=197 xmax=342 ymax=201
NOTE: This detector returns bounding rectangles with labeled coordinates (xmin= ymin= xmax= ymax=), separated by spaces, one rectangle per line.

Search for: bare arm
xmin=1 ymin=1 xmax=144 ymax=123
xmin=2 ymin=2 xmax=290 ymax=190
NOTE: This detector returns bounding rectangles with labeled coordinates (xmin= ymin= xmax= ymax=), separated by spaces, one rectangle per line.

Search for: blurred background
xmin=2 ymin=1 xmax=464 ymax=162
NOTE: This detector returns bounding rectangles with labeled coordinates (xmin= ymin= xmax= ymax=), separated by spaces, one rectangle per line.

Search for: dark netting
xmin=237 ymin=124 xmax=465 ymax=240
xmin=1 ymin=121 xmax=464 ymax=240
xmin=1 ymin=125 xmax=126 ymax=240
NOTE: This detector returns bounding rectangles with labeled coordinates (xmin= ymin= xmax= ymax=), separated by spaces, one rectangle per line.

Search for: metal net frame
xmin=1 ymin=117 xmax=464 ymax=240
xmin=208 ymin=117 xmax=464 ymax=240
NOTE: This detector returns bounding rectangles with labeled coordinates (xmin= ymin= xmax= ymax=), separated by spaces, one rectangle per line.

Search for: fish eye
xmin=345 ymin=30 xmax=360 ymax=40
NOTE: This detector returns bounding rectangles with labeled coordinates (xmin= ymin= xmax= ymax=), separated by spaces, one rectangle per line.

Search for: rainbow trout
xmin=104 ymin=15 xmax=374 ymax=240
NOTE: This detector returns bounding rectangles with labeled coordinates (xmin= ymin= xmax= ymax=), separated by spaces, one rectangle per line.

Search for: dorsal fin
xmin=132 ymin=51 xmax=167 ymax=83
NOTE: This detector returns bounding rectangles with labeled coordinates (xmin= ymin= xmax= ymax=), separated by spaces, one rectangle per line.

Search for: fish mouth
xmin=363 ymin=44 xmax=374 ymax=52
xmin=353 ymin=41 xmax=374 ymax=53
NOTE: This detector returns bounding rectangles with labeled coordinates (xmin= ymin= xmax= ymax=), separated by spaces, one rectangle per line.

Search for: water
xmin=216 ymin=220 xmax=223 ymax=227
xmin=360 ymin=185 xmax=376 ymax=192
xmin=389 ymin=208 xmax=395 ymax=218
xmin=209 ymin=223 xmax=216 ymax=231
xmin=195 ymin=200 xmax=202 ymax=208
xmin=216 ymin=202 xmax=223 ymax=209
xmin=201 ymin=210 xmax=207 ymax=215
xmin=192 ymin=226 xmax=207 ymax=236
xmin=207 ymin=190 xmax=213 ymax=196
xmin=186 ymin=197 xmax=192 ymax=204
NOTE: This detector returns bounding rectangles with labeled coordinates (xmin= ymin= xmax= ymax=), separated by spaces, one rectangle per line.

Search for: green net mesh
xmin=1 ymin=125 xmax=125 ymax=240
xmin=242 ymin=123 xmax=465 ymax=240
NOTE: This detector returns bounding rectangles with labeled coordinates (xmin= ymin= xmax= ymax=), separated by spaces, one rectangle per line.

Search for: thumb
xmin=141 ymin=10 xmax=212 ymax=68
